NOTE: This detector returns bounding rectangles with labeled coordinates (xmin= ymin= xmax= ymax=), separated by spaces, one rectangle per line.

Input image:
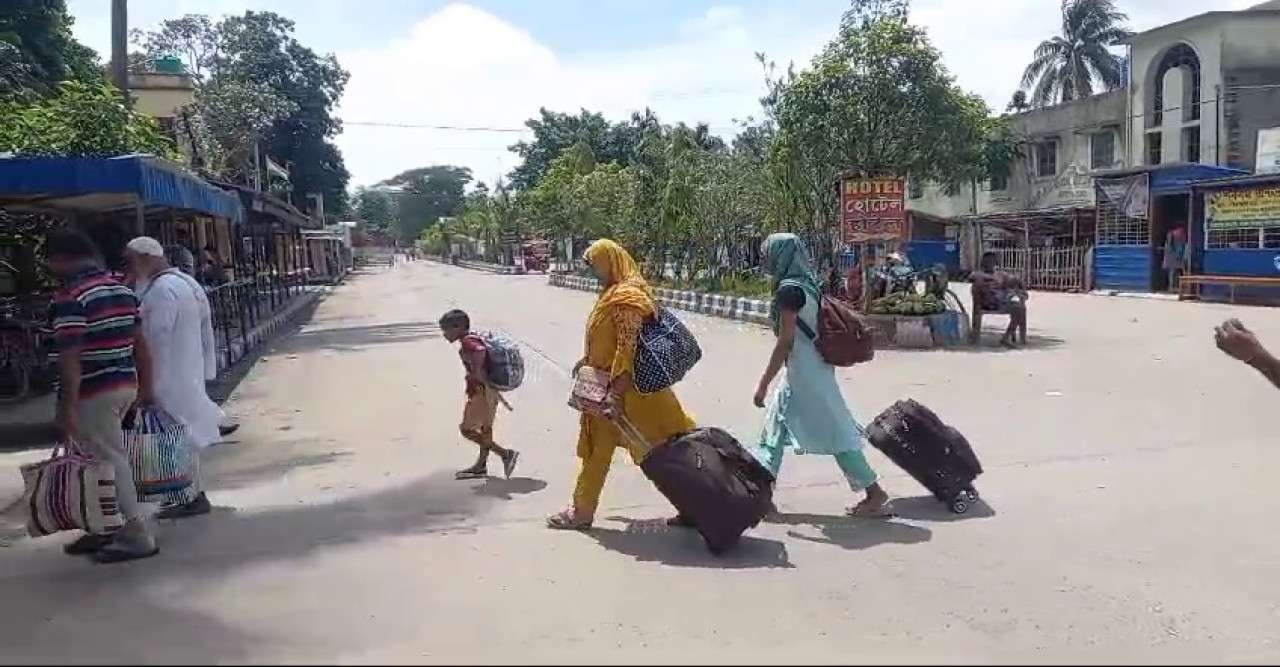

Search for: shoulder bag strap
xmin=778 ymin=279 xmax=820 ymax=340
xmin=137 ymin=269 xmax=182 ymax=301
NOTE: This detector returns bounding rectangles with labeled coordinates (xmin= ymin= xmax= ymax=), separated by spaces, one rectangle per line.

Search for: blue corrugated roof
xmin=1191 ymin=172 xmax=1280 ymax=191
xmin=1093 ymin=162 xmax=1249 ymax=195
xmin=0 ymin=154 xmax=243 ymax=223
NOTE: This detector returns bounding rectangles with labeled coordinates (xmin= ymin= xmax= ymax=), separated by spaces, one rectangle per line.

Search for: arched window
xmin=1150 ymin=43 xmax=1201 ymax=126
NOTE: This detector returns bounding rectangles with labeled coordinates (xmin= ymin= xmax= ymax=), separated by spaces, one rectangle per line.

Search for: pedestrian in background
xmin=47 ymin=230 xmax=160 ymax=563
xmin=127 ymin=237 xmax=224 ymax=518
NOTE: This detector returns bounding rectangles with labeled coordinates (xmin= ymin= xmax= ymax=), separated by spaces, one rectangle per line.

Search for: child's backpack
xmin=478 ymin=331 xmax=525 ymax=391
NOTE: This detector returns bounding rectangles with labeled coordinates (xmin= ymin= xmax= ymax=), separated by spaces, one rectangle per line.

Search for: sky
xmin=66 ymin=0 xmax=1263 ymax=188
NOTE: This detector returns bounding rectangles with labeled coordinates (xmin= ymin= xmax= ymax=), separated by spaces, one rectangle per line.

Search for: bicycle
xmin=0 ymin=297 xmax=54 ymax=404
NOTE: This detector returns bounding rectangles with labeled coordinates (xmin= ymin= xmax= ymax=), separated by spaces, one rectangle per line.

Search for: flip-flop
xmin=546 ymin=510 xmax=593 ymax=531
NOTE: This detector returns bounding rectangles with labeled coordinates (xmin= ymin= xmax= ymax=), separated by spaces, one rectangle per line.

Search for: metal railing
xmin=989 ymin=246 xmax=1089 ymax=292
xmin=205 ymin=270 xmax=313 ymax=371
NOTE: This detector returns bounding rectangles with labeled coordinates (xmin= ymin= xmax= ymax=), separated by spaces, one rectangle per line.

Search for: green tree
xmin=507 ymin=108 xmax=634 ymax=191
xmin=134 ymin=11 xmax=351 ymax=217
xmin=195 ymin=77 xmax=297 ymax=179
xmin=763 ymin=5 xmax=1003 ymax=260
xmin=522 ymin=141 xmax=596 ymax=243
xmin=1019 ymin=0 xmax=1132 ymax=107
xmin=0 ymin=0 xmax=103 ymax=100
xmin=377 ymin=165 xmax=473 ymax=244
xmin=1006 ymin=90 xmax=1031 ymax=113
xmin=0 ymin=79 xmax=174 ymax=157
xmin=129 ymin=14 xmax=220 ymax=83
xmin=352 ymin=187 xmax=396 ymax=233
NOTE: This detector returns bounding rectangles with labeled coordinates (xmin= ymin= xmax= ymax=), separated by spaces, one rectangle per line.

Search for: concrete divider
xmin=548 ymin=273 xmax=773 ymax=326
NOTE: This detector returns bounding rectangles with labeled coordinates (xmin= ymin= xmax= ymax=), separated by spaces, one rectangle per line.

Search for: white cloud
xmin=335 ymin=3 xmax=833 ymax=186
xmin=67 ymin=0 xmax=1268 ymax=187
xmin=335 ymin=0 xmax=1265 ymax=187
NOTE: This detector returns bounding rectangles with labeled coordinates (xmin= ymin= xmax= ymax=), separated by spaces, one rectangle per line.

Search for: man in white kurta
xmin=125 ymin=237 xmax=224 ymax=518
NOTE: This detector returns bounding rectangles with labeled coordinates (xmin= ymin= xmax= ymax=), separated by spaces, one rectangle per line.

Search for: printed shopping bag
xmin=123 ymin=408 xmax=194 ymax=502
xmin=20 ymin=443 xmax=124 ymax=537
xmin=568 ymin=366 xmax=613 ymax=416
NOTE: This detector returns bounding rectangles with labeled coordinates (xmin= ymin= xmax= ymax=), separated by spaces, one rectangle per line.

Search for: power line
xmin=340 ymin=119 xmax=745 ymax=135
xmin=341 ymin=121 xmax=526 ymax=133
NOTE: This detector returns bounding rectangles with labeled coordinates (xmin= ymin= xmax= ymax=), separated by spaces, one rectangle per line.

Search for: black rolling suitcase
xmin=865 ymin=399 xmax=984 ymax=514
xmin=615 ymin=417 xmax=776 ymax=554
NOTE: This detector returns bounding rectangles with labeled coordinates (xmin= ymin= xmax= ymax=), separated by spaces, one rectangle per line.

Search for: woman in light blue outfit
xmin=752 ymin=233 xmax=891 ymax=516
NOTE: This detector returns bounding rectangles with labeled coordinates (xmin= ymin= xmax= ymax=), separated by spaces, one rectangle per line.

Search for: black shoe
xmin=156 ymin=493 xmax=212 ymax=520
xmin=455 ymin=466 xmax=487 ymax=480
xmin=500 ymin=450 xmax=520 ymax=479
xmin=218 ymin=423 xmax=241 ymax=438
xmin=64 ymin=532 xmax=112 ymax=556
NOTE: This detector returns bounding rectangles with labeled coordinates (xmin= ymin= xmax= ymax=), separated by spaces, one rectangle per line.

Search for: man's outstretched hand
xmin=1215 ymin=318 xmax=1266 ymax=364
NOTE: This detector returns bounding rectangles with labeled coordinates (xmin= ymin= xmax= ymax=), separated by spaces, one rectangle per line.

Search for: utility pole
xmin=110 ymin=0 xmax=129 ymax=91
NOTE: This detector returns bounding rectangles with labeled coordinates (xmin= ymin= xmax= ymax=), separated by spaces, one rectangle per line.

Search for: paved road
xmin=2 ymin=262 xmax=1279 ymax=664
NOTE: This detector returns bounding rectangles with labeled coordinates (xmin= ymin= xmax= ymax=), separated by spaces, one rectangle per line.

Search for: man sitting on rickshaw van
xmin=970 ymin=251 xmax=1028 ymax=348
xmin=872 ymin=252 xmax=915 ymax=298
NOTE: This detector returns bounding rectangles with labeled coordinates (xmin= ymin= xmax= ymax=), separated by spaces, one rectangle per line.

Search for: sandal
xmin=546 ymin=509 xmax=593 ymax=531
xmin=666 ymin=514 xmax=695 ymax=528
xmin=846 ymin=500 xmax=894 ymax=518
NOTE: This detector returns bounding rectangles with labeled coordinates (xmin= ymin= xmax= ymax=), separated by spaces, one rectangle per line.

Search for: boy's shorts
xmin=460 ymin=385 xmax=500 ymax=435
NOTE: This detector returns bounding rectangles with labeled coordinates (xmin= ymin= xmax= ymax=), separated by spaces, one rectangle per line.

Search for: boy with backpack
xmin=438 ymin=309 xmax=522 ymax=480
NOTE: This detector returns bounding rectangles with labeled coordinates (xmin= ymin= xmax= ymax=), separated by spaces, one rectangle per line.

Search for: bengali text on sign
xmin=1206 ymin=187 xmax=1280 ymax=230
xmin=841 ymin=176 xmax=907 ymax=243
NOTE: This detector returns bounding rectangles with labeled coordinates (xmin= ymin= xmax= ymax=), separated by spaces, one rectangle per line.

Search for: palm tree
xmin=1019 ymin=0 xmax=1133 ymax=107
xmin=1006 ymin=90 xmax=1031 ymax=113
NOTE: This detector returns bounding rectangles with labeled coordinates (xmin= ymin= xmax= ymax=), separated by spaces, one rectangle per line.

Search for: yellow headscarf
xmin=584 ymin=239 xmax=655 ymax=342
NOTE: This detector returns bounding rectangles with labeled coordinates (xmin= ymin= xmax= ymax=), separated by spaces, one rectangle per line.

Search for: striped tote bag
xmin=123 ymin=407 xmax=194 ymax=502
xmin=20 ymin=445 xmax=124 ymax=537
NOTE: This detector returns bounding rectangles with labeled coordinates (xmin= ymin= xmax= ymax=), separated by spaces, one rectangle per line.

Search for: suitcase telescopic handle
xmin=610 ymin=413 xmax=655 ymax=455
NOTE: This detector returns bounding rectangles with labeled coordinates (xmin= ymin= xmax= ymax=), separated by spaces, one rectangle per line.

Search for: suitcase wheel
xmin=963 ymin=487 xmax=979 ymax=502
xmin=949 ymin=497 xmax=970 ymax=514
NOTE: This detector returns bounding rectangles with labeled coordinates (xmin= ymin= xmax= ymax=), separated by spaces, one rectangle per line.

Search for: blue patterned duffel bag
xmin=634 ymin=307 xmax=702 ymax=394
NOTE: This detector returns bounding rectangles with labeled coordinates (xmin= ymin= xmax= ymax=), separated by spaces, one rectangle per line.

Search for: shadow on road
xmin=206 ymin=297 xmax=325 ymax=405
xmin=591 ymin=517 xmax=794 ymax=569
xmin=0 ymin=470 xmax=497 ymax=663
xmin=470 ymin=476 xmax=548 ymax=500
xmin=770 ymin=512 xmax=933 ymax=550
xmin=206 ymin=448 xmax=353 ymax=492
xmin=269 ymin=320 xmax=440 ymax=354
xmin=946 ymin=329 xmax=1066 ymax=354
xmin=887 ymin=495 xmax=997 ymax=522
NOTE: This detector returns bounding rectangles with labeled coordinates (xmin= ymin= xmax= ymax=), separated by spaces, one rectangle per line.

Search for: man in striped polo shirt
xmin=48 ymin=231 xmax=160 ymax=563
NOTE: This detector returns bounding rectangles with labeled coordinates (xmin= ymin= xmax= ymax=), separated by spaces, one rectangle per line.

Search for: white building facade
xmin=909 ymin=2 xmax=1280 ymax=222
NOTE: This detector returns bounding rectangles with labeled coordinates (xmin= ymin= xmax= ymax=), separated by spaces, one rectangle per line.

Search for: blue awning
xmin=0 ymin=154 xmax=243 ymax=223
xmin=1093 ymin=162 xmax=1249 ymax=196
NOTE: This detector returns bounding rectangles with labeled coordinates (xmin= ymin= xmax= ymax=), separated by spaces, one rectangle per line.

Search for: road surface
xmin=1 ymin=262 xmax=1278 ymax=664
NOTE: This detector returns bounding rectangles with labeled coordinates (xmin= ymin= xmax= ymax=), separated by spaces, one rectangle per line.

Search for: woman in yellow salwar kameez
xmin=547 ymin=239 xmax=695 ymax=530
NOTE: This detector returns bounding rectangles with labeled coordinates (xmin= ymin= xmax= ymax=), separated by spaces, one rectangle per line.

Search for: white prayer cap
xmin=126 ymin=236 xmax=166 ymax=257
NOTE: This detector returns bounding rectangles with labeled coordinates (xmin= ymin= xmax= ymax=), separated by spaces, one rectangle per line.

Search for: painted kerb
xmin=547 ymin=273 xmax=773 ymax=326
